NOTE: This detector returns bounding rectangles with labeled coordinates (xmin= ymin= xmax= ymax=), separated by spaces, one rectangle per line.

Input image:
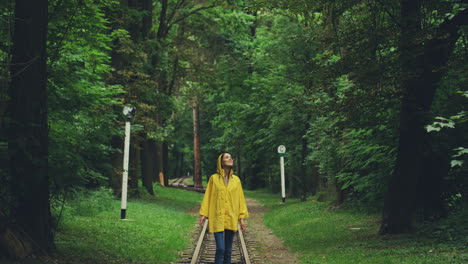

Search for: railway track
xmin=169 ymin=176 xmax=190 ymax=187
xmin=168 ymin=176 xmax=206 ymax=193
xmin=178 ymin=219 xmax=253 ymax=264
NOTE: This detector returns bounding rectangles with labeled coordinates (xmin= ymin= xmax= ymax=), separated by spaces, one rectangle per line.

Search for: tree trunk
xmin=335 ymin=179 xmax=346 ymax=205
xmin=8 ymin=0 xmax=52 ymax=254
xmin=310 ymin=164 xmax=320 ymax=196
xmin=300 ymin=135 xmax=308 ymax=201
xmin=250 ymin=160 xmax=263 ymax=189
xmin=128 ymin=0 xmax=153 ymax=41
xmin=380 ymin=0 xmax=423 ymax=234
xmin=287 ymin=167 xmax=294 ymax=197
xmin=180 ymin=152 xmax=185 ymax=178
xmin=0 ymin=66 xmax=8 ymax=129
xmin=129 ymin=137 xmax=140 ymax=197
xmin=172 ymin=147 xmax=182 ymax=179
xmin=140 ymin=138 xmax=154 ymax=195
xmin=380 ymin=2 xmax=467 ymax=234
xmin=156 ymin=0 xmax=169 ymax=40
xmin=418 ymin=145 xmax=450 ymax=218
xmin=237 ymin=150 xmax=242 ymax=182
xmin=107 ymin=0 xmax=126 ymax=195
xmin=152 ymin=140 xmax=161 ymax=183
xmin=193 ymin=104 xmax=202 ymax=188
xmin=0 ymin=225 xmax=33 ymax=259
xmin=163 ymin=141 xmax=169 ymax=186
xmin=109 ymin=135 xmax=123 ymax=195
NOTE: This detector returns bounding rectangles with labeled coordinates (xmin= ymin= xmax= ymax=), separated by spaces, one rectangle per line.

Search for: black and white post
xmin=278 ymin=145 xmax=286 ymax=203
xmin=121 ymin=106 xmax=135 ymax=219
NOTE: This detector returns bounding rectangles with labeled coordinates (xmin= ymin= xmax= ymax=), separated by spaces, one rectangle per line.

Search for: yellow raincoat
xmin=199 ymin=154 xmax=249 ymax=233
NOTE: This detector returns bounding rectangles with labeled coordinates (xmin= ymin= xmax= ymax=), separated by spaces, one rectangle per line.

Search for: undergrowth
xmin=245 ymin=189 xmax=467 ymax=264
xmin=49 ymin=184 xmax=203 ymax=264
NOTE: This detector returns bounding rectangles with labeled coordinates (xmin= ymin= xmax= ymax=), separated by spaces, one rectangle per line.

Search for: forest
xmin=0 ymin=0 xmax=467 ymax=263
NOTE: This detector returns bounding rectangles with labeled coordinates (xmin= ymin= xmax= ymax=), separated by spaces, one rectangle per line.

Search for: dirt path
xmin=244 ymin=198 xmax=299 ymax=264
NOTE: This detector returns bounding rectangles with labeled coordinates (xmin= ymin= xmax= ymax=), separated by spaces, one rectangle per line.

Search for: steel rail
xmin=237 ymin=224 xmax=251 ymax=264
xmin=189 ymin=220 xmax=251 ymax=264
xmin=191 ymin=219 xmax=208 ymax=264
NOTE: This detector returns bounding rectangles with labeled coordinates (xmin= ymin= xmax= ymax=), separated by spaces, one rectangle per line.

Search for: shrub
xmin=52 ymin=187 xmax=116 ymax=230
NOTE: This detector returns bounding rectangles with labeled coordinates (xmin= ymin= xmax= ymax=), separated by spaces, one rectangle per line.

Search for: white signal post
xmin=121 ymin=106 xmax=135 ymax=220
xmin=278 ymin=145 xmax=286 ymax=203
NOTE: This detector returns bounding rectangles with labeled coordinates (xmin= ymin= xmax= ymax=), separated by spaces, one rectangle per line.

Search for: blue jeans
xmin=214 ymin=229 xmax=235 ymax=264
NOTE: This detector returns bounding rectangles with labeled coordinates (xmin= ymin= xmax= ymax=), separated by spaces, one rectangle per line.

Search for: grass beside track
xmin=53 ymin=184 xmax=203 ymax=264
xmin=244 ymin=189 xmax=467 ymax=264
xmin=4 ymin=185 xmax=465 ymax=264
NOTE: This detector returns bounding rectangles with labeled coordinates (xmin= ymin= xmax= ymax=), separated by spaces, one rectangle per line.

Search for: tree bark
xmin=8 ymin=0 xmax=53 ymax=254
xmin=193 ymin=104 xmax=202 ymax=188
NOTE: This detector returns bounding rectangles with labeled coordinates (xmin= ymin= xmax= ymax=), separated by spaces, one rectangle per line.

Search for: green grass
xmin=53 ymin=184 xmax=203 ymax=264
xmin=244 ymin=188 xmax=285 ymax=207
xmin=8 ymin=186 xmax=465 ymax=264
xmin=245 ymin=190 xmax=467 ymax=264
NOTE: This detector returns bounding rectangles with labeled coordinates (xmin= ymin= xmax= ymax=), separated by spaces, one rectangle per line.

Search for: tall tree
xmin=107 ymin=0 xmax=156 ymax=195
xmin=380 ymin=1 xmax=468 ymax=234
xmin=193 ymin=103 xmax=202 ymax=188
xmin=8 ymin=0 xmax=52 ymax=253
xmin=153 ymin=0 xmax=217 ymax=186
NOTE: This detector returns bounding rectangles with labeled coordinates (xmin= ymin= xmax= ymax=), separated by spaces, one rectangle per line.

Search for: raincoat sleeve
xmin=199 ymin=176 xmax=213 ymax=217
xmin=238 ymin=181 xmax=249 ymax=219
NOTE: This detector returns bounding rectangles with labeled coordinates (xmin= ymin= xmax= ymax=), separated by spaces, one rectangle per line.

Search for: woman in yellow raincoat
xmin=198 ymin=152 xmax=249 ymax=264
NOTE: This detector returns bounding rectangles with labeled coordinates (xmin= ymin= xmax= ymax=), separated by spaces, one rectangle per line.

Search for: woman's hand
xmin=198 ymin=215 xmax=207 ymax=227
xmin=239 ymin=219 xmax=247 ymax=231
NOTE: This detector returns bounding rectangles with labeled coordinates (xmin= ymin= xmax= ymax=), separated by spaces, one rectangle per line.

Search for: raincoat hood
xmin=217 ymin=153 xmax=233 ymax=178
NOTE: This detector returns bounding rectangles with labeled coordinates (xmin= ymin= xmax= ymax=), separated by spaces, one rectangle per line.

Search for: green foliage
xmin=47 ymin=0 xmax=124 ymax=192
xmin=419 ymin=206 xmax=468 ymax=248
xmin=53 ymin=186 xmax=201 ymax=263
xmin=51 ymin=187 xmax=115 ymax=231
xmin=66 ymin=187 xmax=115 ymax=217
xmin=50 ymin=187 xmax=115 ymax=232
xmin=335 ymin=128 xmax=396 ymax=208
xmin=182 ymin=3 xmax=404 ymax=209
xmin=427 ymin=90 xmax=468 ymax=168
